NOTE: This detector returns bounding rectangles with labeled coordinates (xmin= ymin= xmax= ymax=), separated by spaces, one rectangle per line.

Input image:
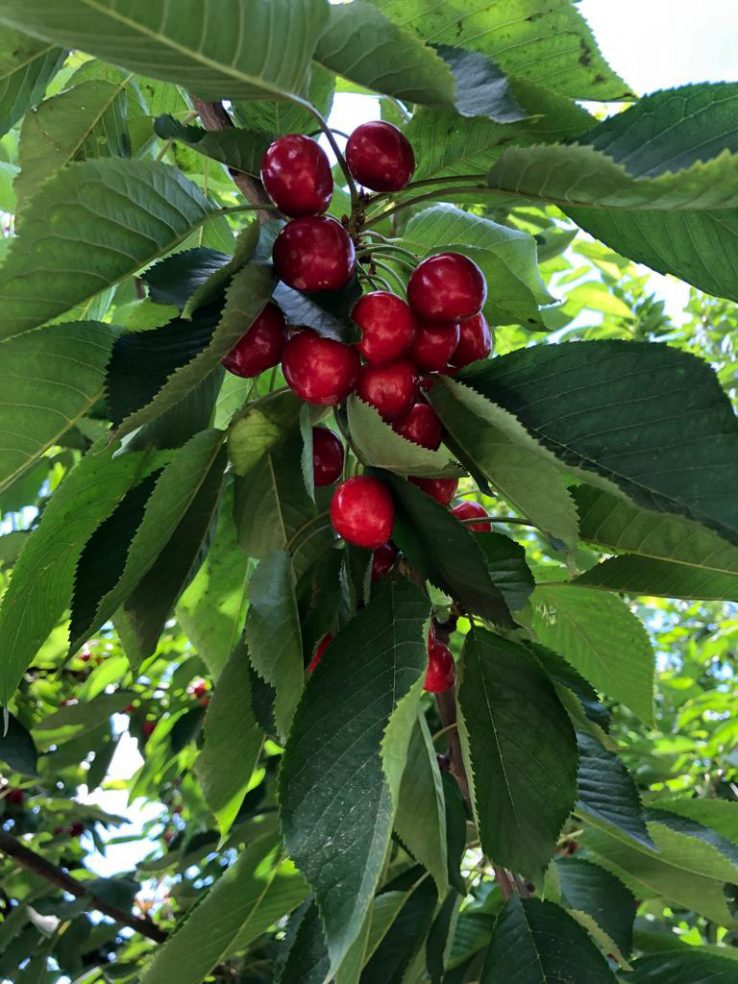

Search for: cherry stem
xmin=367 ymin=174 xmax=489 ymax=205
xmin=364 ymin=257 xmax=406 ymax=293
xmin=357 ymin=268 xmax=391 ymax=292
xmin=219 ymin=203 xmax=281 ymax=217
xmin=357 ymin=243 xmax=419 ymax=267
xmin=363 ymin=186 xmax=489 ymax=229
xmin=286 ymin=514 xmax=331 ymax=555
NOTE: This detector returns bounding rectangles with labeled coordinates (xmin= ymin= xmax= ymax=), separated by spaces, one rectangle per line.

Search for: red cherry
xmin=5 ymin=788 xmax=24 ymax=805
xmin=308 ymin=632 xmax=333 ymax=672
xmin=273 ymin=216 xmax=356 ymax=292
xmin=352 ymin=291 xmax=415 ymax=366
xmin=142 ymin=721 xmax=155 ymax=739
xmin=410 ymin=320 xmax=460 ymax=372
xmin=260 ymin=134 xmax=332 ymax=217
xmin=356 ymin=359 xmax=418 ymax=422
xmin=452 ymin=500 xmax=492 ymax=532
xmin=346 ymin=121 xmax=415 ymax=192
xmin=282 ymin=330 xmax=359 ymax=405
xmin=424 ymin=638 xmax=455 ymax=693
xmin=330 ymin=476 xmax=394 ymax=549
xmin=409 ymin=477 xmax=458 ymax=505
xmin=393 ymin=402 xmax=442 ymax=450
xmin=222 ymin=302 xmax=287 ymax=377
xmin=190 ymin=680 xmax=208 ymax=699
xmin=312 ymin=427 xmax=344 ymax=486
xmin=451 ymin=312 xmax=492 ymax=368
xmin=68 ymin=821 xmax=84 ymax=837
xmin=371 ymin=542 xmax=398 ymax=581
xmin=122 ymin=704 xmax=135 ymax=714
xmin=408 ymin=253 xmax=487 ymax=323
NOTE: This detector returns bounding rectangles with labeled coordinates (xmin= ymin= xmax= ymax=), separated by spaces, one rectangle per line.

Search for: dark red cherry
xmin=424 ymin=638 xmax=455 ymax=692
xmin=308 ymin=632 xmax=333 ymax=672
xmin=330 ymin=476 xmax=394 ymax=549
xmin=371 ymin=542 xmax=399 ymax=581
xmin=68 ymin=821 xmax=85 ymax=838
xmin=312 ymin=427 xmax=344 ymax=486
xmin=393 ymin=402 xmax=442 ymax=450
xmin=222 ymin=302 xmax=287 ymax=377
xmin=282 ymin=330 xmax=359 ymax=405
xmin=260 ymin=134 xmax=332 ymax=217
xmin=356 ymin=359 xmax=418 ymax=422
xmin=452 ymin=500 xmax=492 ymax=532
xmin=5 ymin=788 xmax=24 ymax=805
xmin=409 ymin=477 xmax=458 ymax=505
xmin=410 ymin=320 xmax=460 ymax=372
xmin=352 ymin=291 xmax=415 ymax=366
xmin=408 ymin=252 xmax=487 ymax=323
xmin=451 ymin=312 xmax=492 ymax=368
xmin=345 ymin=121 xmax=415 ymax=192
xmin=273 ymin=216 xmax=356 ymax=292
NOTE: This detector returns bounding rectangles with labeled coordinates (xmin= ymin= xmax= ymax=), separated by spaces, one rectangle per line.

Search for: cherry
xmin=312 ymin=427 xmax=344 ymax=486
xmin=308 ymin=632 xmax=333 ymax=672
xmin=408 ymin=252 xmax=487 ymax=323
xmin=393 ymin=402 xmax=442 ymax=450
xmin=189 ymin=679 xmax=208 ymax=699
xmin=273 ymin=216 xmax=356 ymax=292
xmin=410 ymin=320 xmax=460 ymax=372
xmin=142 ymin=721 xmax=155 ymax=739
xmin=68 ymin=821 xmax=85 ymax=838
xmin=451 ymin=312 xmax=492 ymax=368
xmin=5 ymin=788 xmax=24 ymax=805
xmin=222 ymin=302 xmax=287 ymax=377
xmin=330 ymin=476 xmax=394 ymax=549
xmin=260 ymin=134 xmax=332 ymax=217
xmin=452 ymin=500 xmax=492 ymax=532
xmin=352 ymin=291 xmax=415 ymax=366
xmin=409 ymin=476 xmax=458 ymax=505
xmin=282 ymin=330 xmax=359 ymax=405
xmin=356 ymin=359 xmax=418 ymax=422
xmin=371 ymin=542 xmax=399 ymax=581
xmin=345 ymin=121 xmax=415 ymax=192
xmin=424 ymin=638 xmax=455 ymax=693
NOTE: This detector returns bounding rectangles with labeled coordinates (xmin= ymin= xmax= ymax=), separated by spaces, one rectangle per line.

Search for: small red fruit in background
xmin=222 ymin=302 xmax=287 ymax=377
xmin=424 ymin=637 xmax=455 ymax=693
xmin=282 ymin=330 xmax=359 ymax=405
xmin=273 ymin=216 xmax=356 ymax=292
xmin=260 ymin=134 xmax=333 ymax=217
xmin=408 ymin=252 xmax=487 ymax=323
xmin=345 ymin=121 xmax=415 ymax=192
xmin=312 ymin=427 xmax=344 ymax=486
xmin=330 ymin=476 xmax=394 ymax=549
xmin=393 ymin=402 xmax=442 ymax=450
xmin=68 ymin=821 xmax=84 ymax=838
xmin=451 ymin=312 xmax=492 ymax=368
xmin=352 ymin=291 xmax=415 ymax=366
xmin=356 ymin=360 xmax=418 ymax=422
xmin=409 ymin=476 xmax=458 ymax=505
xmin=371 ymin=542 xmax=398 ymax=581
xmin=308 ymin=632 xmax=333 ymax=672
xmin=452 ymin=500 xmax=492 ymax=532
xmin=410 ymin=320 xmax=460 ymax=372
xmin=5 ymin=788 xmax=24 ymax=805
xmin=142 ymin=721 xmax=155 ymax=739
xmin=189 ymin=679 xmax=208 ymax=700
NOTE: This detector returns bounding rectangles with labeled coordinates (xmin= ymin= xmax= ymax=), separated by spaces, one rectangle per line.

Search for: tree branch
xmin=0 ymin=830 xmax=166 ymax=943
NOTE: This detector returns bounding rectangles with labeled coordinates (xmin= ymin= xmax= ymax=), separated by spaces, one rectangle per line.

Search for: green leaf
xmin=0 ymin=321 xmax=115 ymax=494
xmin=458 ymin=629 xmax=578 ymax=882
xmin=0 ymin=160 xmax=216 ymax=342
xmin=273 ymin=278 xmax=362 ymax=344
xmin=155 ymin=115 xmax=270 ymax=177
xmin=279 ymin=579 xmax=430 ymax=973
xmin=531 ymin=584 xmax=654 ymax=723
xmin=429 ymin=379 xmax=579 ymax=551
xmin=381 ymin=471 xmax=513 ymax=627
xmin=0 ymin=28 xmax=64 ymax=136
xmin=402 ymin=205 xmax=553 ymax=329
xmin=277 ymin=902 xmax=330 ymax=984
xmin=651 ymin=798 xmax=738 ymax=848
xmin=196 ymin=640 xmax=262 ymax=837
xmin=0 ymin=713 xmax=38 ymax=776
xmin=0 ymin=0 xmax=329 ymax=102
xmin=140 ymin=833 xmax=307 ymax=984
xmin=482 ymin=897 xmax=617 ymax=983
xmin=555 ymin=858 xmax=636 ymax=963
xmin=361 ymin=876 xmax=438 ymax=983
xmin=142 ymin=247 xmax=231 ymax=309
xmin=228 ymin=390 xmax=305 ymax=478
xmin=573 ymin=485 xmax=738 ymax=601
xmin=34 ymin=692 xmax=134 ymax=746
xmin=231 ymin=63 xmax=335 ymax=138
xmin=629 ymin=951 xmax=738 ymax=984
xmin=432 ymin=44 xmax=525 ymax=122
xmin=475 ymin=532 xmax=535 ymax=611
xmin=646 ymin=810 xmax=738 ymax=884
xmin=347 ymin=395 xmax=463 ymax=479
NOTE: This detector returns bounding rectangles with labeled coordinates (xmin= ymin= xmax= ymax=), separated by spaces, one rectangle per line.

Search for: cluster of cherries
xmin=222 ymin=121 xmax=495 ymax=693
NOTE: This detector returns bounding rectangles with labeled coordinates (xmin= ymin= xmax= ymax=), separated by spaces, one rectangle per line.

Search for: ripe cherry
xmin=409 ymin=476 xmax=458 ymax=505
xmin=260 ymin=134 xmax=332 ymax=217
xmin=451 ymin=312 xmax=492 ymax=368
xmin=68 ymin=821 xmax=85 ymax=838
xmin=5 ymin=788 xmax=24 ymax=805
xmin=393 ymin=402 xmax=442 ymax=450
xmin=371 ymin=542 xmax=399 ymax=581
xmin=356 ymin=360 xmax=418 ymax=422
xmin=312 ymin=427 xmax=344 ymax=486
xmin=452 ymin=500 xmax=492 ymax=532
xmin=189 ymin=679 xmax=208 ymax=699
xmin=345 ymin=121 xmax=415 ymax=192
xmin=222 ymin=302 xmax=287 ymax=377
xmin=424 ymin=638 xmax=455 ymax=693
xmin=273 ymin=216 xmax=356 ymax=292
xmin=330 ymin=476 xmax=394 ymax=549
xmin=308 ymin=632 xmax=333 ymax=672
xmin=352 ymin=291 xmax=415 ymax=366
xmin=282 ymin=330 xmax=359 ymax=405
xmin=410 ymin=320 xmax=460 ymax=372
xmin=408 ymin=252 xmax=487 ymax=323
xmin=142 ymin=721 xmax=155 ymax=739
